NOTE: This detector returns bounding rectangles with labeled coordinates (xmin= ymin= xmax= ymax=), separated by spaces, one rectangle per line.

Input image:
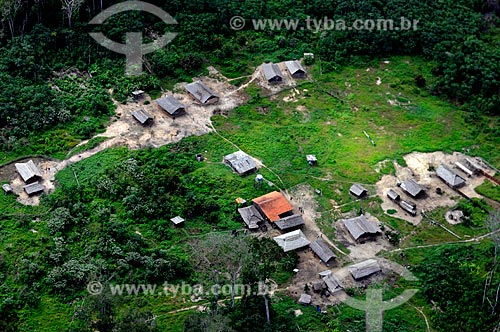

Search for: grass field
xmin=2 ymin=56 xmax=499 ymax=331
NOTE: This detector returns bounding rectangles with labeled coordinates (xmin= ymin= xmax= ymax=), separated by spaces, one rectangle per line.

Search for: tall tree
xmin=60 ymin=0 xmax=84 ymax=28
xmin=191 ymin=233 xmax=250 ymax=314
xmin=0 ymin=0 xmax=22 ymax=37
xmin=484 ymin=210 xmax=500 ymax=312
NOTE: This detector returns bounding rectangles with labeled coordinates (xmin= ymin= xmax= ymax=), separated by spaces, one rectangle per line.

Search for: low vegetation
xmin=1 ymin=0 xmax=500 ymax=331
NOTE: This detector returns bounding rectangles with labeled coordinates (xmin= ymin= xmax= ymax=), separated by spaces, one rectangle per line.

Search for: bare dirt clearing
xmin=5 ymin=74 xmax=249 ymax=206
xmin=282 ymin=185 xmax=394 ymax=307
xmin=376 ymin=151 xmax=495 ymax=225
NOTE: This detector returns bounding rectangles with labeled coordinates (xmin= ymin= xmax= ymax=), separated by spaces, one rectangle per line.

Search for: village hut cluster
xmin=11 ymin=160 xmax=45 ymax=196
xmin=261 ymin=60 xmax=307 ymax=85
xmin=130 ymin=80 xmax=220 ymax=125
xmin=383 ymin=157 xmax=492 ymax=218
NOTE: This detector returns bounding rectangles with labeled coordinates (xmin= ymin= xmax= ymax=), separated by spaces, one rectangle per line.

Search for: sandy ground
xmin=5 ymin=70 xmax=250 ymax=206
xmin=281 ymin=184 xmax=394 ymax=307
xmin=5 ymin=62 xmax=314 ymax=206
xmin=253 ymin=61 xmax=311 ymax=102
xmin=376 ymin=151 xmax=495 ymax=225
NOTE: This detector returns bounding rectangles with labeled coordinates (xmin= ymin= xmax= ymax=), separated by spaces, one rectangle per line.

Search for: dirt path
xmin=286 ymin=184 xmax=347 ymax=256
xmin=208 ymin=122 xmax=288 ymax=191
xmin=7 ymin=74 xmax=251 ymax=206
xmin=388 ymin=229 xmax=500 ymax=253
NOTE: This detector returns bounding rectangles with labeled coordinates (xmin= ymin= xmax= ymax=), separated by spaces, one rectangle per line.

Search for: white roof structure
xmin=2 ymin=184 xmax=13 ymax=193
xmin=224 ymin=151 xmax=258 ymax=176
xmin=15 ymin=160 xmax=42 ymax=183
xmin=170 ymin=216 xmax=185 ymax=226
xmin=306 ymin=155 xmax=317 ymax=163
xmin=273 ymin=230 xmax=310 ymax=252
xmin=348 ymin=259 xmax=381 ymax=280
xmin=343 ymin=215 xmax=381 ymax=241
xmin=132 ymin=90 xmax=145 ymax=96
xmin=298 ymin=293 xmax=312 ymax=304
xmin=318 ymin=270 xmax=332 ymax=277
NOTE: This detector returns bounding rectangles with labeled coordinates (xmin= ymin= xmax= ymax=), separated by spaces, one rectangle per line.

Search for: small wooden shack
xmin=23 ymin=182 xmax=44 ymax=196
xmin=131 ymin=109 xmax=153 ymax=125
xmin=348 ymin=259 xmax=381 ymax=280
xmin=349 ymin=183 xmax=368 ymax=198
xmin=224 ymin=151 xmax=258 ymax=176
xmin=15 ymin=160 xmax=42 ymax=183
xmin=285 ymin=60 xmax=307 ymax=78
xmin=185 ymin=81 xmax=219 ymax=105
xmin=262 ymin=63 xmax=283 ymax=84
xmin=156 ymin=96 xmax=186 ymax=116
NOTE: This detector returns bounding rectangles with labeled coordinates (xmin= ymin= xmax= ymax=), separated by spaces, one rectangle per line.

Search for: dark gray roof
xmin=348 ymin=259 xmax=381 ymax=280
xmin=156 ymin=96 xmax=185 ymax=115
xmin=350 ymin=183 xmax=368 ymax=197
xmin=285 ymin=60 xmax=306 ymax=76
xmin=274 ymin=230 xmax=310 ymax=252
xmin=274 ymin=214 xmax=305 ymax=231
xmin=310 ymin=239 xmax=337 ymax=263
xmin=185 ymin=81 xmax=219 ymax=104
xmin=343 ymin=215 xmax=381 ymax=240
xmin=400 ymin=200 xmax=417 ymax=215
xmin=237 ymin=205 xmax=264 ymax=230
xmin=312 ymin=280 xmax=326 ymax=292
xmin=322 ymin=273 xmax=343 ymax=293
xmin=131 ymin=109 xmax=153 ymax=124
xmin=465 ymin=158 xmax=484 ymax=172
xmin=23 ymin=182 xmax=44 ymax=195
xmin=262 ymin=63 xmax=283 ymax=82
xmin=400 ymin=179 xmax=426 ymax=197
xmin=15 ymin=160 xmax=42 ymax=183
xmin=387 ymin=189 xmax=400 ymax=201
xmin=224 ymin=151 xmax=258 ymax=176
xmin=170 ymin=216 xmax=185 ymax=225
xmin=436 ymin=165 xmax=466 ymax=188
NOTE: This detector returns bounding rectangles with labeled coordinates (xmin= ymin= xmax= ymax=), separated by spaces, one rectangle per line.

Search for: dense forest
xmin=0 ymin=0 xmax=499 ymax=159
xmin=1 ymin=1 xmax=500 ymax=331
